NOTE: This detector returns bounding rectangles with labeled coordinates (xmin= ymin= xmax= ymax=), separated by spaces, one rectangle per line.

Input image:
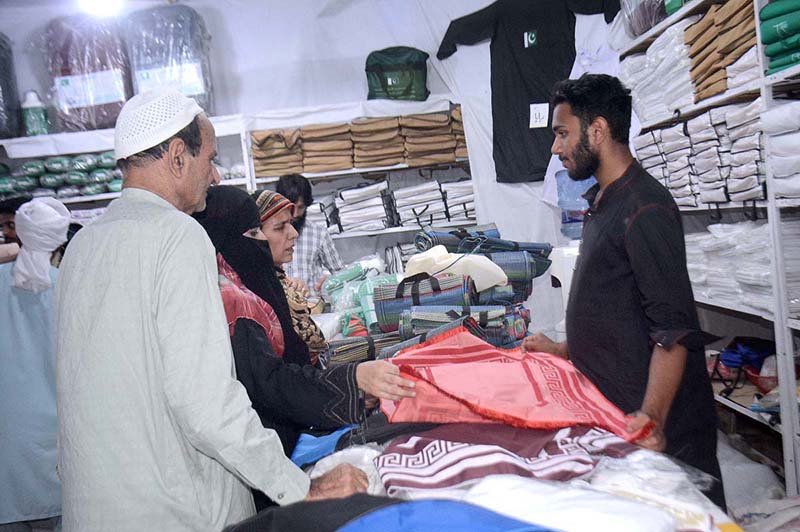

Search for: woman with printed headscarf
xmin=252 ymin=189 xmax=329 ymax=366
xmin=193 ymin=187 xmax=415 ymax=462
xmin=0 ymin=197 xmax=69 ymax=531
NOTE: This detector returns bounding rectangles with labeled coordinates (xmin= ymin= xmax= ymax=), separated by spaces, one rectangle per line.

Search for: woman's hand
xmin=521 ymin=333 xmax=569 ymax=359
xmin=356 ymin=361 xmax=416 ymax=401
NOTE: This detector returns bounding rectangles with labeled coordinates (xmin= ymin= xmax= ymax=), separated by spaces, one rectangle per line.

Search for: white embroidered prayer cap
xmin=114 ymin=87 xmax=204 ymax=161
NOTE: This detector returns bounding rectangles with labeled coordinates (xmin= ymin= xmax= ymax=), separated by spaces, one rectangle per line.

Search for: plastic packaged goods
xmin=621 ymin=0 xmax=668 ymax=38
xmin=44 ymin=15 xmax=132 ymax=132
xmin=0 ymin=32 xmax=20 ymax=139
xmin=123 ymin=5 xmax=214 ymax=113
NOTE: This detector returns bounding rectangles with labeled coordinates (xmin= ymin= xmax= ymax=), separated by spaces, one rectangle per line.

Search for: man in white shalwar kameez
xmin=54 ymin=89 xmax=366 ymax=532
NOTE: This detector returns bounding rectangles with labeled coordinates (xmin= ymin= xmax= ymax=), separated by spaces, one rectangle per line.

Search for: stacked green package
xmin=65 ymin=170 xmax=88 ymax=186
xmin=80 ymin=183 xmax=107 ymax=196
xmin=70 ymin=154 xmax=98 ymax=172
xmin=107 ymin=179 xmax=123 ymax=192
xmin=97 ymin=151 xmax=116 ymax=168
xmin=13 ymin=175 xmax=38 ymax=191
xmin=761 ymin=0 xmax=800 ymax=73
xmin=88 ymin=168 xmax=113 ymax=183
xmin=21 ymin=160 xmax=45 ymax=177
xmin=39 ymin=173 xmax=65 ymax=188
xmin=44 ymin=156 xmax=70 ymax=173
xmin=0 ymin=176 xmax=14 ymax=194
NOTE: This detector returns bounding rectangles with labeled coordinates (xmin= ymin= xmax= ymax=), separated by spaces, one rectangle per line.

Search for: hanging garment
xmin=380 ymin=326 xmax=649 ymax=441
xmin=437 ymin=0 xmax=612 ymax=183
xmin=376 ymin=424 xmax=638 ymax=498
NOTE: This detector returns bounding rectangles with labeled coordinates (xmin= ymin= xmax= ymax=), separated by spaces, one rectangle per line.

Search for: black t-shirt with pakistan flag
xmin=437 ymin=0 xmax=618 ymax=183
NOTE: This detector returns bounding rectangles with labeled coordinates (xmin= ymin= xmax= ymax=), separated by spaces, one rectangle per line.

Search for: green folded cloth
xmin=761 ymin=0 xmax=800 ymax=21
xmin=761 ymin=10 xmax=800 ymax=45
xmin=766 ymin=34 xmax=800 ymax=56
xmin=767 ymin=60 xmax=800 ymax=75
xmin=771 ymin=50 xmax=800 ymax=69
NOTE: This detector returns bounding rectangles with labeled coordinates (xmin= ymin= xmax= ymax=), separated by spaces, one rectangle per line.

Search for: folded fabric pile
xmin=662 ymin=123 xmax=699 ymax=207
xmin=762 ymin=100 xmax=800 ymax=199
xmin=442 ymin=179 xmax=475 ymax=222
xmin=300 ymin=122 xmax=353 ymax=174
xmin=400 ymin=112 xmax=457 ymax=167
xmin=383 ymin=243 xmax=417 ymax=274
xmin=686 ymin=111 xmax=729 ymax=204
xmin=325 ymin=332 xmax=401 ymax=366
xmin=373 ymin=274 xmax=475 ymax=333
xmin=718 ymin=98 xmax=765 ymax=201
xmin=619 ymin=17 xmax=696 ymax=124
xmin=727 ymin=46 xmax=760 ymax=89
xmin=392 ymin=181 xmax=447 ymax=227
xmin=686 ymin=221 xmax=800 ymax=315
xmin=251 ymin=128 xmax=303 ymax=176
xmin=760 ymin=0 xmax=800 ymax=75
xmin=685 ymin=0 xmax=757 ymax=102
xmin=351 ymin=116 xmax=405 ymax=169
xmin=398 ymin=304 xmax=530 ymax=348
xmin=334 ymin=181 xmax=391 ymax=233
xmin=452 ymin=104 xmax=468 ymax=159
xmin=306 ymin=193 xmax=338 ymax=232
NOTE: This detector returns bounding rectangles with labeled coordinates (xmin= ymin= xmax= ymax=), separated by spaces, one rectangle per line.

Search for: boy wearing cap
xmin=54 ymin=89 xmax=365 ymax=532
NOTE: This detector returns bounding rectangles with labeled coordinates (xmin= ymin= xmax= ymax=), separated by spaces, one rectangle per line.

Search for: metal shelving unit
xmin=625 ymin=0 xmax=800 ymax=495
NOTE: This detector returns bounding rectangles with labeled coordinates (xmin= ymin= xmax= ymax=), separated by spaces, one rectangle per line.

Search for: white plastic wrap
xmin=44 ymin=15 xmax=132 ymax=132
xmin=621 ymin=0 xmax=668 ymax=38
xmin=123 ymin=5 xmax=214 ymax=114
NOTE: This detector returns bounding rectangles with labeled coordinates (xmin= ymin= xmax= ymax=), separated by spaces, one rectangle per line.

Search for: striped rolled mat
xmin=414 ymin=224 xmax=501 ymax=252
xmin=457 ymin=236 xmax=553 ymax=258
xmin=325 ymin=332 xmax=401 ymax=366
xmin=477 ymin=285 xmax=517 ymax=305
xmin=481 ymin=251 xmax=552 ymax=283
xmin=378 ymin=316 xmax=487 ymax=360
xmin=399 ymin=304 xmax=530 ymax=347
xmin=374 ymin=274 xmax=475 ymax=333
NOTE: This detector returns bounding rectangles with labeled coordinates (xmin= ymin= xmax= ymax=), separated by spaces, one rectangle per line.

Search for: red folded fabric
xmin=381 ymin=327 xmax=649 ymax=442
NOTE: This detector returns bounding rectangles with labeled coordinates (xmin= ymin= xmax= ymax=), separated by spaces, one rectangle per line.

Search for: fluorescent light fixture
xmin=78 ymin=0 xmax=124 ymax=17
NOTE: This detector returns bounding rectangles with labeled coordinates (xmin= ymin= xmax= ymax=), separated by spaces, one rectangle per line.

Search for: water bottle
xmin=556 ymin=169 xmax=596 ymax=240
xmin=21 ymin=90 xmax=49 ymax=136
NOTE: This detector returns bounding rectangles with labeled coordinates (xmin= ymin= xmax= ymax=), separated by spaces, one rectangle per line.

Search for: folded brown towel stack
xmin=351 ymin=116 xmax=405 ymax=168
xmin=300 ymin=122 xmax=353 ymax=174
xmin=400 ymin=112 xmax=456 ymax=167
xmin=452 ymin=105 xmax=468 ymax=159
xmin=251 ymin=128 xmax=303 ymax=176
xmin=686 ymin=0 xmax=756 ymax=102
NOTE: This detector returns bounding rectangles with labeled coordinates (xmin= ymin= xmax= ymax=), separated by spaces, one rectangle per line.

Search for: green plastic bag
xmin=760 ymin=0 xmax=800 ymax=21
xmin=21 ymin=160 xmax=45 ymax=177
xmin=766 ymin=34 xmax=800 ymax=57
xmin=0 ymin=177 xmax=14 ymax=194
xmin=97 ymin=151 xmax=116 ymax=168
xmin=107 ymin=179 xmax=123 ymax=192
xmin=71 ymin=153 xmax=98 ymax=172
xmin=39 ymin=173 xmax=65 ymax=189
xmin=65 ymin=170 xmax=88 ymax=186
xmin=771 ymin=50 xmax=800 ymax=69
xmin=80 ymin=183 xmax=107 ymax=196
xmin=13 ymin=176 xmax=38 ymax=191
xmin=44 ymin=156 xmax=70 ymax=173
xmin=88 ymin=168 xmax=113 ymax=183
xmin=365 ymin=46 xmax=430 ymax=101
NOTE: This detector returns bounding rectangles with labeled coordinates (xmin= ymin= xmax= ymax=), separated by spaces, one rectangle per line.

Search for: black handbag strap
xmin=365 ymin=336 xmax=376 ymax=360
xmin=395 ymin=272 xmax=440 ymax=304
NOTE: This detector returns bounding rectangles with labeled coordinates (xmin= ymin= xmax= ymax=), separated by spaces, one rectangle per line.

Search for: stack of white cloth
xmin=727 ymin=47 xmax=760 ymax=90
xmin=70 ymin=207 xmax=105 ymax=226
xmin=762 ymin=100 xmax=800 ymax=199
xmin=661 ymin=124 xmax=699 ymax=208
xmin=392 ymin=181 xmax=447 ymax=227
xmin=633 ymin=131 xmax=666 ymax=185
xmin=335 ymin=181 xmax=390 ymax=233
xmin=687 ymin=111 xmax=728 ymax=205
xmin=384 ymin=242 xmax=417 ymax=274
xmin=307 ymin=193 xmax=337 ymax=232
xmin=441 ymin=180 xmax=475 ymax=222
xmin=619 ymin=17 xmax=698 ymax=124
xmin=719 ymin=98 xmax=765 ymax=202
xmin=686 ymin=221 xmax=800 ymax=315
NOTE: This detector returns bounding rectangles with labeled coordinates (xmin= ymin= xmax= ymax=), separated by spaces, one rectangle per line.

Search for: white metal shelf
xmin=695 ymin=294 xmax=774 ymax=321
xmin=331 ymin=220 xmax=471 ymax=240
xmin=639 ymin=79 xmax=761 ymax=131
xmin=778 ymin=198 xmax=800 ymax=208
xmin=765 ymin=63 xmax=800 ymax=87
xmin=789 ymin=318 xmax=800 ymax=331
xmin=714 ymin=393 xmax=781 ymax=431
xmin=619 ymin=0 xmax=722 ymax=58
xmin=0 ymin=114 xmax=243 ymax=159
xmin=255 ymin=159 xmax=469 ymax=185
xmin=679 ymin=200 xmax=767 ymax=213
xmin=60 ymin=192 xmax=121 ymax=205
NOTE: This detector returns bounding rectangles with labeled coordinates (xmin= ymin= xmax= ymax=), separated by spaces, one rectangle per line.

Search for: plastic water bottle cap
xmin=21 ymin=90 xmax=44 ymax=109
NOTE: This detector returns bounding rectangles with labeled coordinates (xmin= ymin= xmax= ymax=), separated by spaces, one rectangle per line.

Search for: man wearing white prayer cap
xmin=54 ymin=90 xmax=365 ymax=532
xmin=0 ymin=197 xmax=69 ymax=531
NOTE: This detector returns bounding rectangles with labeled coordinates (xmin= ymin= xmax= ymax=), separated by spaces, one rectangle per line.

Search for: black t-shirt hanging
xmin=437 ymin=0 xmax=614 ymax=183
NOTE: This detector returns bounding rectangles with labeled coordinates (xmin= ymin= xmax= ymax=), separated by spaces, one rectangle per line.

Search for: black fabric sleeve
xmin=624 ymin=204 xmax=702 ymax=350
xmin=436 ymin=2 xmax=499 ymax=60
xmin=231 ymin=319 xmax=365 ymax=432
xmin=567 ymin=0 xmax=620 ymax=22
